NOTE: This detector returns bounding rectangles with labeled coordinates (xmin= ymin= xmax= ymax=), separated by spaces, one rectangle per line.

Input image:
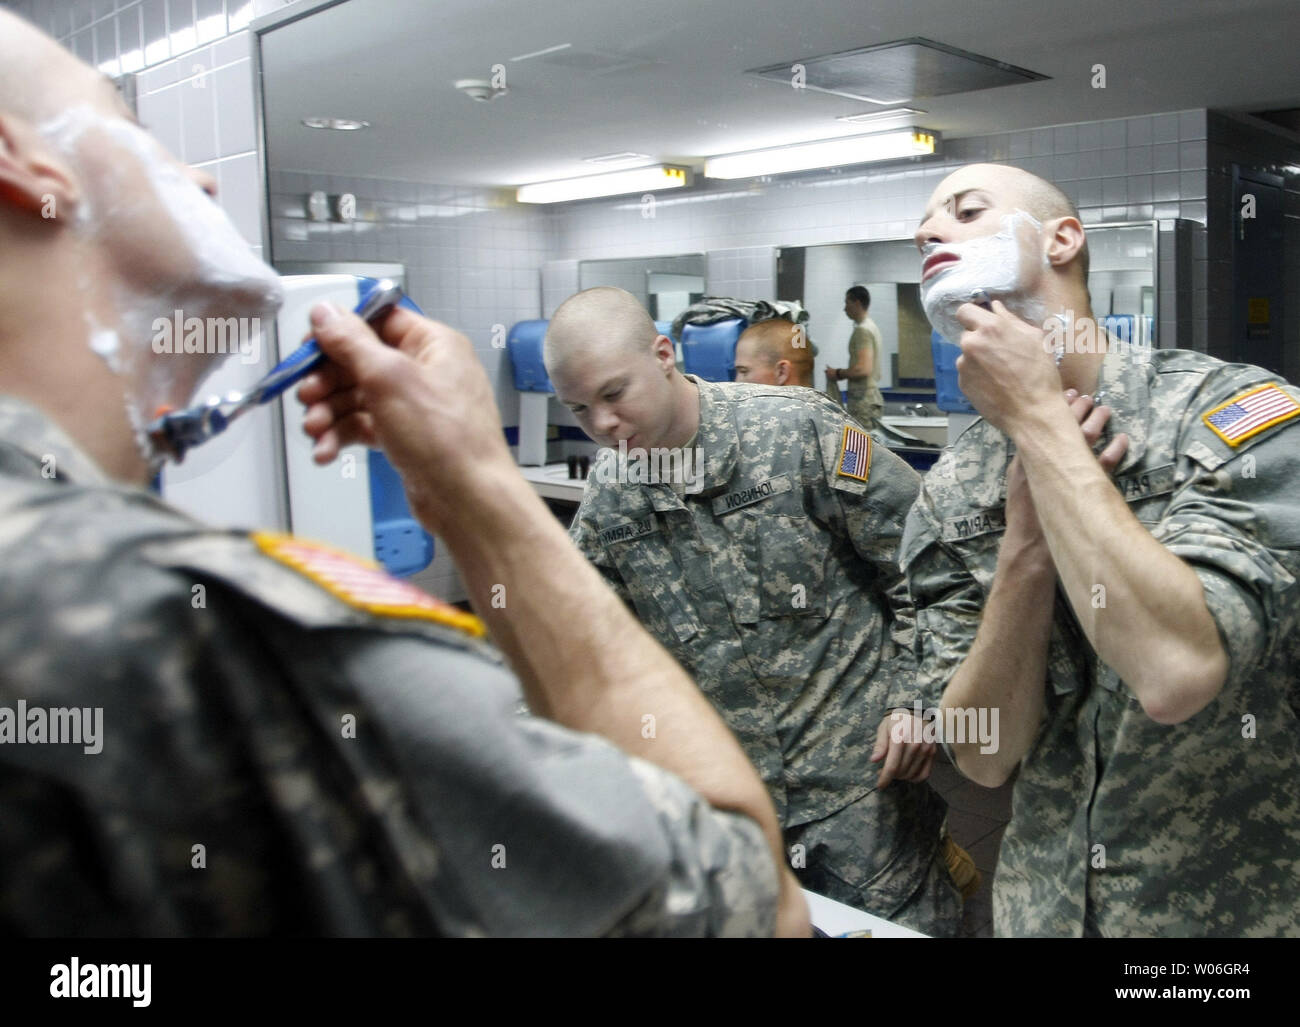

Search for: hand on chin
xmin=953 ymin=299 xmax=1061 ymax=436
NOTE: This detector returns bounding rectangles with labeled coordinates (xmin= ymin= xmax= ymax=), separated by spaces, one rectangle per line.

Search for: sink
xmin=880 ymin=415 xmax=949 ymax=447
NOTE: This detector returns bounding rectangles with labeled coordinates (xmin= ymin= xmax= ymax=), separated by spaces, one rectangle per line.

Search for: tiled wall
xmin=3 ymin=0 xmax=284 ymax=256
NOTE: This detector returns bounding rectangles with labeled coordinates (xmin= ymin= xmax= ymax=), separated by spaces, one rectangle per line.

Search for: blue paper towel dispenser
xmin=931 ymin=330 xmax=977 ymax=414
xmin=681 ymin=317 xmax=747 ymax=382
xmin=507 ymin=319 xmax=554 ymax=393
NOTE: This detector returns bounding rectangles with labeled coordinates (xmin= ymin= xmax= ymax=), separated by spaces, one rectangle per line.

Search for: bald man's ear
xmin=0 ymin=113 xmax=80 ymax=221
xmin=652 ymin=333 xmax=676 ymax=370
xmin=774 ymin=360 xmax=792 ymax=386
xmin=1044 ymin=216 xmax=1086 ymax=272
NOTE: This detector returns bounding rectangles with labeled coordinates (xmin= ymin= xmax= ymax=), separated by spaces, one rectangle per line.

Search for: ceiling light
xmin=516 ymin=165 xmax=691 ymax=204
xmin=582 ymin=151 xmax=653 ymax=165
xmin=836 ymin=107 xmax=927 ymax=124
xmin=510 ymin=42 xmax=572 ymax=62
xmin=301 ymin=117 xmax=370 ymax=131
xmin=704 ymin=129 xmax=938 ymax=180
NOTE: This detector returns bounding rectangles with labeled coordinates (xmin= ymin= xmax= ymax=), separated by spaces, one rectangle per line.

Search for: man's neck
xmin=662 ymin=372 xmax=701 ymax=450
xmin=1048 ymin=301 xmax=1105 ymax=397
xmin=0 ymin=268 xmax=152 ymax=485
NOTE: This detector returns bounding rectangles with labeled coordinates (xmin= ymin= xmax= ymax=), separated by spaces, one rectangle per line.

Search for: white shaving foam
xmin=920 ymin=209 xmax=1047 ymax=345
xmin=37 ymin=105 xmax=284 ymax=470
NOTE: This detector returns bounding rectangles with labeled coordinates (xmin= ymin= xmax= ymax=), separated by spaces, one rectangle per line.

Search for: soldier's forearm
xmin=1012 ymin=406 xmax=1229 ymax=724
xmin=945 ymin=533 xmax=1056 ymax=786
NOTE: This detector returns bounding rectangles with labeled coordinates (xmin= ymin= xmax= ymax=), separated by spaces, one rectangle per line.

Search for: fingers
xmin=900 ymin=747 xmax=936 ymax=784
xmin=954 ymin=301 xmax=994 ymax=330
xmin=296 ymin=362 xmax=352 ymax=406
xmin=1098 ymin=432 xmax=1129 ymax=473
xmin=876 ymin=739 xmax=902 ymax=790
xmin=1078 ymin=403 xmax=1111 ymax=446
xmin=1060 ymin=388 xmax=1128 ymax=473
xmin=301 ymin=387 xmax=366 ymax=439
xmin=871 ymin=716 xmax=892 ymax=762
xmin=309 ymin=302 xmax=404 ymax=386
xmin=896 ymin=740 xmax=936 ymax=782
xmin=309 ymin=410 xmax=377 ymax=464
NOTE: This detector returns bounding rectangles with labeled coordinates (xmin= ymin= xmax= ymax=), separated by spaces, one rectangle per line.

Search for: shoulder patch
xmin=836 ymin=424 xmax=873 ymax=482
xmin=1202 ymin=383 xmax=1300 ymax=447
xmin=251 ymin=532 xmax=485 ymax=637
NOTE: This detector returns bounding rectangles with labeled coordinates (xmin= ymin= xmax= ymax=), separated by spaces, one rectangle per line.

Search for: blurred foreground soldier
xmin=733 ymin=318 xmax=816 ymax=387
xmin=547 ymin=286 xmax=970 ymax=937
xmin=901 ymin=162 xmax=1300 ymax=937
xmin=825 ymin=286 xmax=885 ymax=431
xmin=0 ymin=11 xmax=808 ymax=937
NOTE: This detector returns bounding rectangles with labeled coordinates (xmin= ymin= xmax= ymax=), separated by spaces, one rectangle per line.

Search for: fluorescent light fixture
xmin=704 ymin=129 xmax=938 ymax=180
xmin=583 ymin=151 xmax=653 ymax=165
xmin=511 ymin=42 xmax=572 ymax=62
xmin=302 ymin=117 xmax=371 ymax=131
xmin=517 ymin=165 xmax=691 ymax=204
xmin=836 ymin=107 xmax=927 ymax=124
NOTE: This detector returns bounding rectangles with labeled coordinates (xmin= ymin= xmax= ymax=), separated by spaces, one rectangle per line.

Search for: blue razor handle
xmin=254 ymin=278 xmax=406 ymax=404
xmin=149 ymin=279 xmax=406 ymax=462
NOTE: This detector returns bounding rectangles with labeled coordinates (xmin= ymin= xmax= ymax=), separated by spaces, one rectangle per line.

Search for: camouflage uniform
xmin=845 ymin=319 xmax=885 ymax=432
xmin=0 ymin=395 xmax=778 ymax=937
xmin=570 ymin=376 xmax=959 ymax=935
xmin=901 ymin=348 xmax=1300 ymax=937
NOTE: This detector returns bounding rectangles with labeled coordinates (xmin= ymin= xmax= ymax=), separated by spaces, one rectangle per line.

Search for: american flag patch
xmin=252 ymin=532 xmax=485 ymax=636
xmin=1202 ymin=384 xmax=1300 ymax=447
xmin=836 ymin=424 xmax=873 ymax=482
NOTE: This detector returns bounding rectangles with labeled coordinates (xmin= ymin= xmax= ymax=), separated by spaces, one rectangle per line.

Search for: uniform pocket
xmin=758 ymin=514 xmax=828 ymax=618
xmin=605 ymin=535 xmax=702 ymax=646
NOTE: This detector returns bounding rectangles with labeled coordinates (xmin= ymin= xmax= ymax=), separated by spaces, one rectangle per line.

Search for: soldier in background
xmin=0 ymin=10 xmax=807 ymax=937
xmin=547 ymin=286 xmax=973 ymax=937
xmin=901 ymin=162 xmax=1300 ymax=936
xmin=826 ymin=286 xmax=886 ymax=431
xmin=733 ymin=318 xmax=817 ymax=388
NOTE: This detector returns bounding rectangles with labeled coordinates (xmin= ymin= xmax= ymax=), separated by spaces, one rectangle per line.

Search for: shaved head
xmin=734 ymin=319 xmax=816 ymax=387
xmin=924 ymin=163 xmax=1090 ymax=283
xmin=0 ymin=10 xmax=104 ymax=123
xmin=544 ymin=286 xmax=659 ymax=376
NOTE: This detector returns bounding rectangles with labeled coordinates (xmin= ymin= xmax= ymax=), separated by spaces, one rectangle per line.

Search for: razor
xmin=147 ymin=278 xmax=405 ymax=463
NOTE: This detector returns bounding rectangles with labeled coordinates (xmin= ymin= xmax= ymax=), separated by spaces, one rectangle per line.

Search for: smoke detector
xmin=454 ymin=78 xmax=507 ymax=102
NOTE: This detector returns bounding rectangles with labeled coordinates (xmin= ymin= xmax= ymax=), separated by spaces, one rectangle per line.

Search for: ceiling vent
xmin=750 ymin=38 xmax=1047 ymax=106
xmin=533 ymin=49 xmax=658 ymax=77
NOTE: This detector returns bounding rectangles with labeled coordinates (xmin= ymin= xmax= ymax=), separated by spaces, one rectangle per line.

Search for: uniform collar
xmin=684 ymin=375 xmax=739 ymax=493
xmin=1092 ymin=347 xmax=1152 ymax=474
xmin=0 ymin=394 xmax=111 ymax=486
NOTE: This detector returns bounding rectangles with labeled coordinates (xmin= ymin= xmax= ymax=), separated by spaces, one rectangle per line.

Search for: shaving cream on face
xmin=920 ymin=209 xmax=1047 ymax=344
xmin=39 ymin=105 xmax=284 ymax=467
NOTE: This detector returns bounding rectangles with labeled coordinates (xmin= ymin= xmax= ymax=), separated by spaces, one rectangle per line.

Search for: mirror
xmin=578 ymin=255 xmax=706 ymax=323
xmin=779 ymin=220 xmax=1160 ymax=396
xmin=777 ymin=239 xmax=925 ymax=391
